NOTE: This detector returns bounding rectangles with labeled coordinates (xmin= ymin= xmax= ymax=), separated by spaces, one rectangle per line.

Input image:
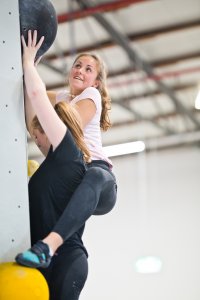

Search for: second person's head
xmin=68 ymin=53 xmax=112 ymax=131
xmin=68 ymin=53 xmax=106 ymax=96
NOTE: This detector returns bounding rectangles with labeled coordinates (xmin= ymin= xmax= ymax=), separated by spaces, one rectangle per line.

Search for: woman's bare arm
xmin=22 ymin=30 xmax=66 ymax=150
xmin=75 ymin=99 xmax=96 ymax=128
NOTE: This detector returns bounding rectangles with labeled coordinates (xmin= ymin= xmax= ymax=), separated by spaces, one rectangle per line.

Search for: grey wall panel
xmin=0 ymin=0 xmax=30 ymax=262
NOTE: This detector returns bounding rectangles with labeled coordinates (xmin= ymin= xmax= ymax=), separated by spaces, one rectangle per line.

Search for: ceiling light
xmin=103 ymin=141 xmax=145 ymax=157
xmin=135 ymin=256 xmax=163 ymax=274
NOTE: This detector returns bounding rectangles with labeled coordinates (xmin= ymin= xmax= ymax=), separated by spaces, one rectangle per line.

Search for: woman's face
xmin=69 ymin=56 xmax=99 ymax=95
xmin=32 ymin=129 xmax=50 ymax=157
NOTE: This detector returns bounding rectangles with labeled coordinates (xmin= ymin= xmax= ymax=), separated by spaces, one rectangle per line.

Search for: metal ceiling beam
xmin=108 ymin=51 xmax=200 ymax=77
xmin=57 ymin=0 xmax=150 ymax=23
xmin=145 ymin=130 xmax=200 ymax=151
xmin=76 ymin=0 xmax=200 ymax=129
xmin=112 ymin=83 xmax=197 ymax=102
xmin=108 ymin=66 xmax=200 ymax=89
xmin=112 ymin=109 xmax=198 ymax=128
xmin=112 ymin=99 xmax=175 ymax=134
xmin=43 ymin=17 xmax=200 ymax=80
xmin=111 ymin=88 xmax=198 ymax=133
xmin=45 ymin=19 xmax=200 ymax=61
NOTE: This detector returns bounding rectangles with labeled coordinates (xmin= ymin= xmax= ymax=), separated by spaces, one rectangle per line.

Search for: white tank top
xmin=56 ymin=87 xmax=113 ymax=167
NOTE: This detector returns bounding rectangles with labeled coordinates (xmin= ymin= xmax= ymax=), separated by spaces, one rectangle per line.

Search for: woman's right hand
xmin=21 ymin=30 xmax=44 ymax=67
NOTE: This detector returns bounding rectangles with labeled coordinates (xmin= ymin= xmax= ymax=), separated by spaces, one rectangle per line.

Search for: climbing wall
xmin=0 ymin=0 xmax=30 ymax=262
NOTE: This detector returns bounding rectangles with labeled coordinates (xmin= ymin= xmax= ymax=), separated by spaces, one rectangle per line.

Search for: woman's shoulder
xmin=79 ymin=87 xmax=101 ymax=100
xmin=84 ymin=86 xmax=100 ymax=93
xmin=75 ymin=87 xmax=101 ymax=110
xmin=75 ymin=88 xmax=101 ymax=112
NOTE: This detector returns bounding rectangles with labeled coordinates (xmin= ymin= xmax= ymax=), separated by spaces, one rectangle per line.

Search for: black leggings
xmin=42 ymin=161 xmax=117 ymax=300
xmin=53 ymin=160 xmax=117 ymax=240
xmin=40 ymin=247 xmax=88 ymax=300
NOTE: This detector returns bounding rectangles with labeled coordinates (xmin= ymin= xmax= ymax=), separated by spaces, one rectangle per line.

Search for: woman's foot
xmin=15 ymin=240 xmax=51 ymax=268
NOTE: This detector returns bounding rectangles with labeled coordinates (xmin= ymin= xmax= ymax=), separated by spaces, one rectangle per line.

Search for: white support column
xmin=0 ymin=0 xmax=30 ymax=262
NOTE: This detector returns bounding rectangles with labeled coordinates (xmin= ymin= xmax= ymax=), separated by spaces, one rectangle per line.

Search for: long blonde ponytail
xmin=31 ymin=101 xmax=91 ymax=163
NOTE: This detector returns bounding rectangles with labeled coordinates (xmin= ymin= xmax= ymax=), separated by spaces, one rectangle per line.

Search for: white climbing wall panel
xmin=0 ymin=0 xmax=30 ymax=262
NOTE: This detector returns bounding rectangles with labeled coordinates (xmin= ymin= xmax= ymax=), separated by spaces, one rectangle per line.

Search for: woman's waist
xmin=87 ymin=147 xmax=112 ymax=167
xmin=87 ymin=159 xmax=114 ymax=173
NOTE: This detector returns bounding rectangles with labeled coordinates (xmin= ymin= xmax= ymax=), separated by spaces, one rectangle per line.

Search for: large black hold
xmin=19 ymin=0 xmax=58 ymax=59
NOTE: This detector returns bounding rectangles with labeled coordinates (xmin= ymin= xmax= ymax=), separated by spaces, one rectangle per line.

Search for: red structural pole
xmin=57 ymin=0 xmax=150 ymax=23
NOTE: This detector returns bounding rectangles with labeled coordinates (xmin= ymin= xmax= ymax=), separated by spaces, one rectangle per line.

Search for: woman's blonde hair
xmin=31 ymin=101 xmax=91 ymax=163
xmin=71 ymin=53 xmax=112 ymax=131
